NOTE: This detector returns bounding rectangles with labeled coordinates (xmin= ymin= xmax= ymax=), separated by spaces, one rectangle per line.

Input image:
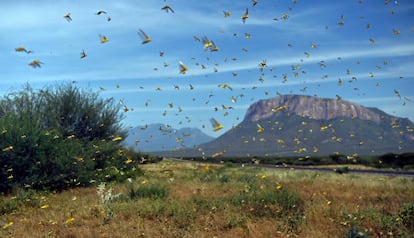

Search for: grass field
xmin=1 ymin=160 xmax=413 ymax=238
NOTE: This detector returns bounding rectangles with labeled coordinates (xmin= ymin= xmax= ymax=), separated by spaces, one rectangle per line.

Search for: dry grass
xmin=1 ymin=160 xmax=413 ymax=238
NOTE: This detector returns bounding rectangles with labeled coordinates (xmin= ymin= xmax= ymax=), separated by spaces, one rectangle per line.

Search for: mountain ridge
xmin=124 ymin=123 xmax=215 ymax=152
xmin=154 ymin=94 xmax=414 ymax=157
xmin=244 ymin=94 xmax=385 ymax=123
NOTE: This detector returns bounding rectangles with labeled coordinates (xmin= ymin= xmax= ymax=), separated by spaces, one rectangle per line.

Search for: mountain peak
xmin=244 ymin=94 xmax=382 ymax=123
xmin=159 ymin=95 xmax=414 ymax=157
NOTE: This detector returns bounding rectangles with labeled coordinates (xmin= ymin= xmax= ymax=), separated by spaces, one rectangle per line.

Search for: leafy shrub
xmin=128 ymin=183 xmax=169 ymax=199
xmin=398 ymin=203 xmax=414 ymax=232
xmin=341 ymin=212 xmax=368 ymax=238
xmin=376 ymin=153 xmax=414 ymax=169
xmin=362 ymin=205 xmax=414 ymax=237
xmin=198 ymin=166 xmax=229 ymax=183
xmin=0 ymin=197 xmax=19 ymax=215
xmin=334 ymin=166 xmax=349 ymax=174
xmin=0 ymin=83 xmax=143 ymax=192
xmin=224 ymin=213 xmax=247 ymax=229
xmin=0 ymin=187 xmax=47 ymax=215
xmin=346 ymin=225 xmax=368 ymax=238
xmin=229 ymin=177 xmax=304 ymax=233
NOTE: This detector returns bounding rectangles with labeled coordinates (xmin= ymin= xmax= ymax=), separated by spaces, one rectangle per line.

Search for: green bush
xmin=39 ymin=84 xmax=126 ymax=141
xmin=398 ymin=203 xmax=414 ymax=232
xmin=0 ymin=197 xmax=19 ymax=215
xmin=346 ymin=225 xmax=368 ymax=238
xmin=0 ymin=83 xmax=143 ymax=192
xmin=198 ymin=167 xmax=229 ymax=183
xmin=376 ymin=153 xmax=414 ymax=169
xmin=229 ymin=176 xmax=304 ymax=232
xmin=224 ymin=213 xmax=247 ymax=229
xmin=128 ymin=183 xmax=169 ymax=199
xmin=0 ymin=187 xmax=48 ymax=215
xmin=334 ymin=166 xmax=350 ymax=174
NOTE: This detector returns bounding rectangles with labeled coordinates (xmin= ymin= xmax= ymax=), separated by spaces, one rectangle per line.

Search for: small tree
xmin=39 ymin=84 xmax=126 ymax=141
xmin=0 ymin=83 xmax=140 ymax=192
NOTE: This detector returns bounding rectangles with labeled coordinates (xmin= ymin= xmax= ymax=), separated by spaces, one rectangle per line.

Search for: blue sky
xmin=1 ymin=0 xmax=413 ymax=137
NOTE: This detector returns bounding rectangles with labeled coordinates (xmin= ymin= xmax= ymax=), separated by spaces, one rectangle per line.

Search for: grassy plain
xmin=1 ymin=160 xmax=413 ymax=237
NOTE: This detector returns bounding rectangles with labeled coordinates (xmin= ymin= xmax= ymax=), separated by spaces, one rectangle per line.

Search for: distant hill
xmin=123 ymin=123 xmax=215 ymax=152
xmin=157 ymin=94 xmax=414 ymax=157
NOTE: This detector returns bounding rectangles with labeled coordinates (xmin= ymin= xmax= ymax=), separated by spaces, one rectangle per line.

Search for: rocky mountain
xmin=244 ymin=94 xmax=382 ymax=123
xmin=158 ymin=95 xmax=414 ymax=157
xmin=123 ymin=123 xmax=215 ymax=152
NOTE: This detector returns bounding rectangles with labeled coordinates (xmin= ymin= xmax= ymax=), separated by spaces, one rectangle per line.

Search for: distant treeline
xmin=176 ymin=152 xmax=414 ymax=170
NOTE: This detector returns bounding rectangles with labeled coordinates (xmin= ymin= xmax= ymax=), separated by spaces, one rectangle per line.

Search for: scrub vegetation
xmin=1 ymin=160 xmax=413 ymax=238
xmin=0 ymin=84 xmax=145 ymax=192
